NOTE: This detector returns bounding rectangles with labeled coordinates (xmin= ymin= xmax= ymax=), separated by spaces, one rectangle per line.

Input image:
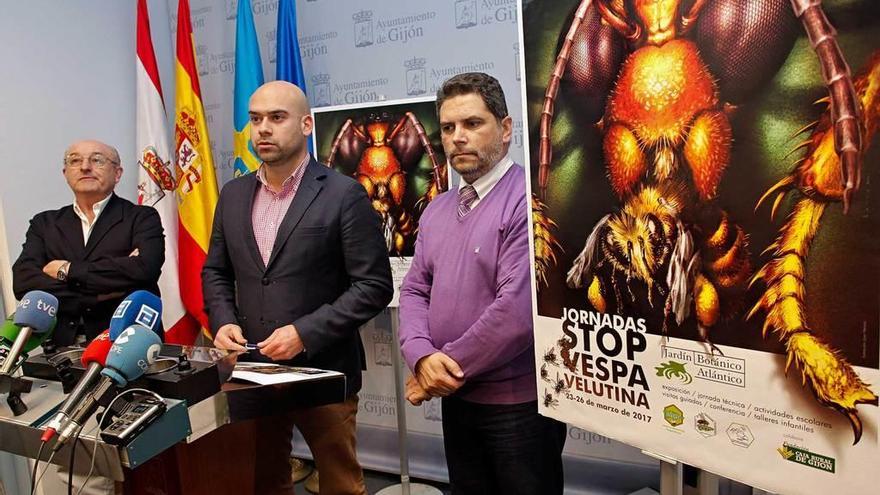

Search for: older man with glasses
xmin=12 ymin=139 xmax=165 ymax=347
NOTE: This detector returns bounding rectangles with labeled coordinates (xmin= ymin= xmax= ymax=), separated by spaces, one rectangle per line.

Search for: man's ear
xmin=501 ymin=116 xmax=513 ymax=145
xmin=302 ymin=114 xmax=314 ymax=137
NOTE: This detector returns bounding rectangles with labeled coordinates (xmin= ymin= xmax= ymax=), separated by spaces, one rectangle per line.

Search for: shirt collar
xmin=255 ymin=154 xmax=310 ymax=192
xmin=459 ymin=155 xmax=514 ymax=200
xmin=72 ymin=193 xmax=112 ymax=225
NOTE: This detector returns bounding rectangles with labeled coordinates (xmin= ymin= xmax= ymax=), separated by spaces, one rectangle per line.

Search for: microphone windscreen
xmin=13 ymin=291 xmax=58 ymax=334
xmin=81 ymin=330 xmax=113 ymax=367
xmin=0 ymin=317 xmax=19 ymax=343
xmin=109 ymin=290 xmax=162 ymax=340
xmin=0 ymin=315 xmax=57 ymax=353
xmin=102 ymin=324 xmax=162 ymax=386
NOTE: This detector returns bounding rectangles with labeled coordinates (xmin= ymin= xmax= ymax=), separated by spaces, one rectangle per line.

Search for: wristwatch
xmin=57 ymin=262 xmax=70 ymax=282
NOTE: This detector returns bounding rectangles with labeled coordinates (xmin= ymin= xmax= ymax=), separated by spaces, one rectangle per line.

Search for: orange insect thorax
xmin=358 ymin=146 xmax=400 ymax=181
xmin=608 ymin=39 xmax=717 ymax=147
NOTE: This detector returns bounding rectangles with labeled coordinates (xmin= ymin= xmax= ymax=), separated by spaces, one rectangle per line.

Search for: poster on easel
xmin=311 ymin=97 xmax=449 ymax=306
xmin=522 ymin=1 xmax=880 ymax=494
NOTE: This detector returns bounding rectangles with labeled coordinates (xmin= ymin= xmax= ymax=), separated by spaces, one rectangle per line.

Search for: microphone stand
xmin=48 ymin=349 xmax=79 ymax=394
xmin=0 ymin=371 xmax=33 ymax=416
xmin=375 ymin=307 xmax=441 ymax=495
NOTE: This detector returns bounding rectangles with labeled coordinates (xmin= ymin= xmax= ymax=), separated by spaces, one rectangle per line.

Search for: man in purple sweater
xmin=398 ymin=72 xmax=566 ymax=494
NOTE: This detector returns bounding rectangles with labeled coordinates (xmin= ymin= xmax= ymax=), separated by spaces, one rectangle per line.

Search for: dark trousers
xmin=441 ymin=397 xmax=567 ymax=495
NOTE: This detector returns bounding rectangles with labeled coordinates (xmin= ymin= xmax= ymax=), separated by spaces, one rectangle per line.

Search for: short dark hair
xmin=436 ymin=72 xmax=508 ymax=121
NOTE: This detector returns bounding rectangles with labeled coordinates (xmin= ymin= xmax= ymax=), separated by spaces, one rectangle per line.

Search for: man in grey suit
xmin=202 ymin=81 xmax=393 ymax=495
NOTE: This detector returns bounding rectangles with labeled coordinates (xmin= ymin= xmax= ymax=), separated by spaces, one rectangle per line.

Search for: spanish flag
xmin=174 ymin=0 xmax=218 ymax=339
xmin=136 ymin=0 xmax=197 ymax=344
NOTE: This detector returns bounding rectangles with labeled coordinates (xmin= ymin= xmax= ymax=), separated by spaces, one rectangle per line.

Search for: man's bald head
xmin=250 ymin=80 xmax=310 ymax=116
xmin=248 ymin=81 xmax=314 ymax=168
xmin=62 ymin=139 xmax=123 ymax=204
xmin=64 ymin=140 xmax=120 ymax=166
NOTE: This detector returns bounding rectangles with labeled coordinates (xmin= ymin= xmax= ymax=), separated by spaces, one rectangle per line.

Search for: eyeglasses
xmin=63 ymin=153 xmax=119 ymax=169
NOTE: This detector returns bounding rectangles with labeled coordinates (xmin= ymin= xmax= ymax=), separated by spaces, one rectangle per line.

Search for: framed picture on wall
xmin=312 ymin=96 xmax=450 ymax=306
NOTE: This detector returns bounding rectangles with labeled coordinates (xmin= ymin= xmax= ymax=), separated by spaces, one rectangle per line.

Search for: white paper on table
xmin=231 ymin=363 xmax=343 ymax=386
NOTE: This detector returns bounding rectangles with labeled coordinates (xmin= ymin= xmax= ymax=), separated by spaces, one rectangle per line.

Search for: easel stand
xmin=375 ymin=307 xmax=442 ymax=495
xmin=641 ymin=450 xmax=721 ymax=495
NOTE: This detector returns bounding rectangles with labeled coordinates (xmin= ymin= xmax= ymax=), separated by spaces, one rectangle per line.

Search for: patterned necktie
xmin=458 ymin=185 xmax=478 ymax=218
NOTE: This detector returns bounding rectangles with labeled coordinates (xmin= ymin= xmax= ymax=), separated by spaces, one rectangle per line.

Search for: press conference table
xmin=0 ymin=350 xmax=347 ymax=495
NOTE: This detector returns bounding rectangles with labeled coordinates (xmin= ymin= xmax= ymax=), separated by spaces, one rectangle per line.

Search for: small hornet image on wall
xmin=312 ymin=97 xmax=449 ymax=259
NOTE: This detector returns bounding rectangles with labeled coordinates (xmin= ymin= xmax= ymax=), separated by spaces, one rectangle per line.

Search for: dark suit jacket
xmin=202 ymin=158 xmax=393 ymax=396
xmin=12 ymin=194 xmax=164 ymax=346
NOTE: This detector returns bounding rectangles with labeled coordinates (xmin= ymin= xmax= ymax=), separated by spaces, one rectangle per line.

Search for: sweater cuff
xmin=400 ymin=337 xmax=439 ymax=372
xmin=442 ymin=342 xmax=476 ymax=379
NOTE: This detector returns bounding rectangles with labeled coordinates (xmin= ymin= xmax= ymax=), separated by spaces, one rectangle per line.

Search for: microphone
xmin=44 ymin=293 xmax=164 ymax=440
xmin=1 ymin=314 xmax=56 ymax=352
xmin=41 ymin=331 xmax=113 ymax=441
xmin=52 ymin=324 xmax=162 ymax=449
xmin=0 ymin=315 xmax=55 ymax=371
xmin=0 ymin=291 xmax=58 ymax=376
xmin=109 ymin=290 xmax=162 ymax=340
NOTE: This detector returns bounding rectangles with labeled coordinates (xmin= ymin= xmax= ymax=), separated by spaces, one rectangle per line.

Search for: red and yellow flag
xmin=137 ymin=0 xmax=198 ymax=344
xmin=174 ymin=0 xmax=219 ymax=340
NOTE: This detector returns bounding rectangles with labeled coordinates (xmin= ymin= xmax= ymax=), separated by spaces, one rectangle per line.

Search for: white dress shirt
xmin=458 ymin=155 xmax=514 ymax=209
xmin=72 ymin=194 xmax=112 ymax=244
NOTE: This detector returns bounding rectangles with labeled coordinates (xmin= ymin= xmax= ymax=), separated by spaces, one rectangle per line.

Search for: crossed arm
xmin=12 ymin=208 xmax=164 ymax=310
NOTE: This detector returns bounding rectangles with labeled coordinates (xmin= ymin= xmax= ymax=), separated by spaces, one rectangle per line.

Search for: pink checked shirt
xmin=251 ymin=155 xmax=310 ymax=266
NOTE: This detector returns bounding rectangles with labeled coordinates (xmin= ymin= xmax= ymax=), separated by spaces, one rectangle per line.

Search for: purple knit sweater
xmin=399 ymin=164 xmax=536 ymax=404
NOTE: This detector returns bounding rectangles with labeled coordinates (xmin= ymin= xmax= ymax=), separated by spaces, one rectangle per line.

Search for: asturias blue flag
xmin=233 ymin=0 xmax=264 ymax=177
xmin=276 ymin=0 xmax=307 ymax=91
xmin=275 ymin=0 xmax=313 ymax=153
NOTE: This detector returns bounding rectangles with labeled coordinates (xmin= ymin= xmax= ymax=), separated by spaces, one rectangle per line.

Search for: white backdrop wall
xmin=0 ymin=3 xmax=172 ymax=491
xmin=167 ymin=0 xmax=527 ymax=187
xmin=0 ymin=1 xmax=176 ymax=261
